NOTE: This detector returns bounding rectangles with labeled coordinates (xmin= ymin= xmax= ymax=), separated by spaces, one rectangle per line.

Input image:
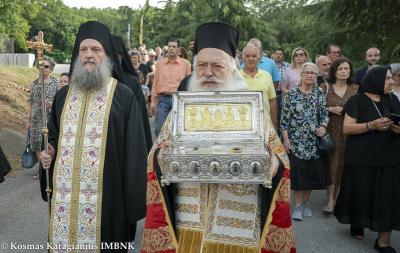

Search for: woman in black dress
xmin=334 ymin=66 xmax=400 ymax=253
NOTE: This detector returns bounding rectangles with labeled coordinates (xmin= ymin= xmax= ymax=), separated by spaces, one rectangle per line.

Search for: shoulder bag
xmin=316 ymin=88 xmax=335 ymax=152
xmin=21 ymin=128 xmax=38 ymax=169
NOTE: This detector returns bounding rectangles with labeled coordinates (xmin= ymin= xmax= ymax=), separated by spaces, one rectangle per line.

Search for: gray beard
xmin=71 ymin=57 xmax=112 ymax=91
xmin=188 ymin=71 xmax=247 ymax=92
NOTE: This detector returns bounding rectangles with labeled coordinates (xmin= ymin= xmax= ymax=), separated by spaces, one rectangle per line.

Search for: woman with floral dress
xmin=281 ymin=62 xmax=330 ymax=221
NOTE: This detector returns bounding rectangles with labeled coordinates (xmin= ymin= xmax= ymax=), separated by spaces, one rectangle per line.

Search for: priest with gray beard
xmin=141 ymin=22 xmax=295 ymax=253
xmin=39 ymin=21 xmax=147 ymax=252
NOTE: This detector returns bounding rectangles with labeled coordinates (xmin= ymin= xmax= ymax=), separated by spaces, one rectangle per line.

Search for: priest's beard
xmin=188 ymin=60 xmax=247 ymax=92
xmin=71 ymin=57 xmax=112 ymax=91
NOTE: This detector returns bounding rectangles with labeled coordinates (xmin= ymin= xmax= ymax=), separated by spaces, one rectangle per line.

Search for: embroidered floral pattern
xmin=50 ymin=80 xmax=116 ymax=252
xmin=146 ymin=180 xmax=162 ymax=205
xmin=264 ymin=224 xmax=295 ymax=253
xmin=219 ymin=199 xmax=256 ymax=213
xmin=142 ymin=227 xmax=175 ymax=252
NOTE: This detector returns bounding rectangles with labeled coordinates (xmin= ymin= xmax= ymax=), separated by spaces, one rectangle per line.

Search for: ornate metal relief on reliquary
xmin=161 ymin=91 xmax=272 ymax=188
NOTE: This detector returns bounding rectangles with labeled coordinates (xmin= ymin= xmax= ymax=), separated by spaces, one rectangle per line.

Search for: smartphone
xmin=389 ymin=113 xmax=400 ymax=124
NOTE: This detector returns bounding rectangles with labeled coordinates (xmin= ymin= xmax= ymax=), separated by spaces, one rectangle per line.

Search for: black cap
xmin=69 ymin=21 xmax=124 ymax=83
xmin=193 ymin=22 xmax=239 ymax=58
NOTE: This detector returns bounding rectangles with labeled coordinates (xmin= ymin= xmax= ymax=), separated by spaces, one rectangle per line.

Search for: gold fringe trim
xmin=202 ymin=240 xmax=258 ymax=253
xmin=176 ymin=228 xmax=203 ymax=253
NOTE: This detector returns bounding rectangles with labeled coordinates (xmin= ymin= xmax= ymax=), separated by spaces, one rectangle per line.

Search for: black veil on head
xmin=112 ymin=35 xmax=138 ymax=78
xmin=361 ymin=66 xmax=389 ymax=95
xmin=69 ymin=21 xmax=125 ymax=83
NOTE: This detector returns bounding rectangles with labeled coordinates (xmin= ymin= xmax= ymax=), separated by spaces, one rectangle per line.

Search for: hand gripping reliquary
xmin=161 ymin=91 xmax=272 ymax=188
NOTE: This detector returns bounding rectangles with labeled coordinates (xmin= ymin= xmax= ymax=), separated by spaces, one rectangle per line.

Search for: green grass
xmin=0 ymin=65 xmax=38 ymax=133
xmin=0 ymin=65 xmax=40 ymax=172
xmin=0 ymin=65 xmax=38 ymax=87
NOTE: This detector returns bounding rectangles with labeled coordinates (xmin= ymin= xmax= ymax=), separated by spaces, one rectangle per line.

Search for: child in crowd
xmin=59 ymin=72 xmax=69 ymax=88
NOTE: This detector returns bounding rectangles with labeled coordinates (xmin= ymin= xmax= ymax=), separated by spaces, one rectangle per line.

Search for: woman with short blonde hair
xmin=281 ymin=47 xmax=311 ymax=95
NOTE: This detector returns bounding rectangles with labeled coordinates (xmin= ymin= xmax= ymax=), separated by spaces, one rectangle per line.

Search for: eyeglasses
xmin=294 ymin=53 xmax=305 ymax=57
xmin=44 ymin=65 xmax=50 ymax=69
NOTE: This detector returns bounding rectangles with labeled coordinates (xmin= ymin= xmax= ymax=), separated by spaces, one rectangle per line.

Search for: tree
xmin=325 ymin=0 xmax=400 ymax=66
xmin=0 ymin=0 xmax=41 ymax=51
xmin=3 ymin=0 xmax=398 ymax=66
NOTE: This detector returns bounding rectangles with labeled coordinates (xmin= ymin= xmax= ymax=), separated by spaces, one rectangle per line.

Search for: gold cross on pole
xmin=26 ymin=31 xmax=53 ymax=215
xmin=26 ymin=31 xmax=53 ymax=66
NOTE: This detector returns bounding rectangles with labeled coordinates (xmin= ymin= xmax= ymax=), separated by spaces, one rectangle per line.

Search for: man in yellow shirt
xmin=241 ymin=44 xmax=278 ymax=129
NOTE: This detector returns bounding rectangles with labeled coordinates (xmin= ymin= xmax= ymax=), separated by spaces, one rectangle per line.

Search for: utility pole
xmin=127 ymin=10 xmax=131 ymax=47
xmin=138 ymin=0 xmax=149 ymax=46
xmin=139 ymin=9 xmax=143 ymax=46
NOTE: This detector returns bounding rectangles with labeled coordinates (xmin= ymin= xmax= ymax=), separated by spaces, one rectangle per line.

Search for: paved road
xmin=1 ymin=118 xmax=399 ymax=252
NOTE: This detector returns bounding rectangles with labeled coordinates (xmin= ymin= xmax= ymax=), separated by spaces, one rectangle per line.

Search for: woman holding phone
xmin=334 ymin=66 xmax=400 ymax=253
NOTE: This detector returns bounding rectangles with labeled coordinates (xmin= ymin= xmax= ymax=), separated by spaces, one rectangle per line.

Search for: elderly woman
xmin=26 ymin=55 xmax=59 ymax=179
xmin=281 ymin=47 xmax=310 ymax=95
xmin=281 ymin=62 xmax=330 ymax=221
xmin=390 ymin=63 xmax=400 ymax=100
xmin=334 ymin=66 xmax=400 ymax=253
xmin=323 ymin=57 xmax=359 ymax=214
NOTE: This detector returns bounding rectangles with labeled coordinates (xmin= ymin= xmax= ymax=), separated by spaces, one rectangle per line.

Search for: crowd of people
xmin=121 ymin=41 xmax=400 ymax=252
xmin=11 ymin=20 xmax=399 ymax=253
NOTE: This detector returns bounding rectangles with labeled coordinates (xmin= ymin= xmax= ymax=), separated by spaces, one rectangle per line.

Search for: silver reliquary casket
xmin=161 ymin=91 xmax=272 ymax=188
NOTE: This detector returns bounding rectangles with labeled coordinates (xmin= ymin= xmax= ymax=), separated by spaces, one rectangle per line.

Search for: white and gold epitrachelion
xmin=49 ymin=79 xmax=117 ymax=252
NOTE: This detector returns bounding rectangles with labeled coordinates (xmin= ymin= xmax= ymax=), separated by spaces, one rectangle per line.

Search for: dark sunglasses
xmin=44 ymin=65 xmax=50 ymax=69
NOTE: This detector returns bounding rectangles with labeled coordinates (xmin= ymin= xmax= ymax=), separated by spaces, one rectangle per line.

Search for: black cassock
xmin=40 ymin=82 xmax=147 ymax=248
xmin=0 ymin=145 xmax=12 ymax=183
xmin=121 ymin=72 xmax=153 ymax=152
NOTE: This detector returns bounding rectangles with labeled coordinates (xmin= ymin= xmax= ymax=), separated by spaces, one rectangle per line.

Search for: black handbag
xmin=316 ymin=88 xmax=335 ymax=152
xmin=21 ymin=128 xmax=38 ymax=169
xmin=317 ymin=133 xmax=334 ymax=151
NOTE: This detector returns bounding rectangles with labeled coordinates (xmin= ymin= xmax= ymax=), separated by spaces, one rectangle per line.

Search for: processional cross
xmin=27 ymin=31 xmax=53 ymax=214
xmin=27 ymin=31 xmax=53 ymax=66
